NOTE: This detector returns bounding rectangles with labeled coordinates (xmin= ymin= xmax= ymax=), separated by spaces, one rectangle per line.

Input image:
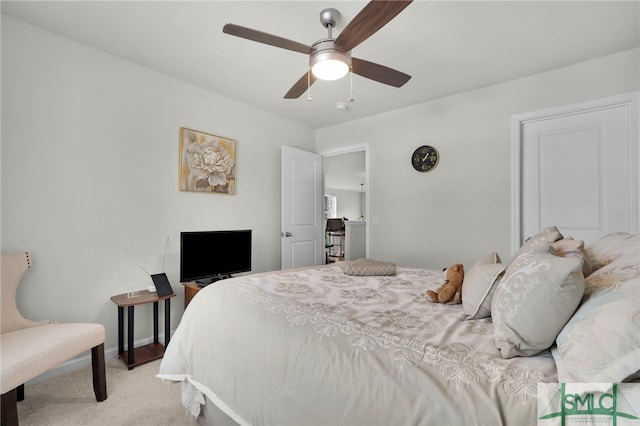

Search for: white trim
xmin=319 ymin=143 xmax=371 ymax=259
xmin=511 ymin=91 xmax=639 ymax=254
xmin=510 ymin=115 xmax=523 ymax=256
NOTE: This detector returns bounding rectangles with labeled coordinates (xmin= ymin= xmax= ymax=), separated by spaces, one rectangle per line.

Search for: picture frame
xmin=179 ymin=127 xmax=236 ymax=194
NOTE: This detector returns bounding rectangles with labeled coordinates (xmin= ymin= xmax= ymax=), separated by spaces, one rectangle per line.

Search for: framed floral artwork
xmin=179 ymin=127 xmax=236 ymax=194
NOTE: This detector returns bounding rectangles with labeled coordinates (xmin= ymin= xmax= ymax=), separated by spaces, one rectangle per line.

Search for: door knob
xmin=283 ymin=232 xmax=293 ymax=237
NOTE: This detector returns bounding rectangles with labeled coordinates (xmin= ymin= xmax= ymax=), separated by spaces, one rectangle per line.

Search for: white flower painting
xmin=179 ymin=128 xmax=236 ymax=194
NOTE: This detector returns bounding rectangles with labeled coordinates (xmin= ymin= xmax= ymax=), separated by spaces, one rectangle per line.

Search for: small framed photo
xmin=179 ymin=127 xmax=236 ymax=194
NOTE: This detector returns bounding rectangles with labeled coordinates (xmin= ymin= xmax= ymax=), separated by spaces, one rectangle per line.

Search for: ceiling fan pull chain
xmin=348 ymin=67 xmax=355 ymax=102
xmin=306 ymin=69 xmax=312 ymax=101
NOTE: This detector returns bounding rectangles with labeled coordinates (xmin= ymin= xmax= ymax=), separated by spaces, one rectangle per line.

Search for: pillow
xmin=508 ymin=226 xmax=564 ymax=266
xmin=492 ymin=248 xmax=585 ymax=358
xmin=553 ymin=276 xmax=640 ymax=383
xmin=343 ymin=258 xmax=396 ymax=276
xmin=583 ymin=250 xmax=640 ymax=301
xmin=585 ymin=232 xmax=639 ymax=271
xmin=477 ymin=251 xmax=502 ymax=265
xmin=462 ymin=252 xmax=505 ymax=319
xmin=551 ymin=238 xmax=593 ymax=277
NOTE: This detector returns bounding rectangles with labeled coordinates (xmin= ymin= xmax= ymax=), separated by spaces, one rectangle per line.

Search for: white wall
xmin=2 ymin=12 xmax=638 ymax=375
xmin=1 ymin=16 xmax=314 ymax=353
xmin=325 ymin=188 xmax=362 ymax=220
xmin=315 ymin=48 xmax=640 ymax=270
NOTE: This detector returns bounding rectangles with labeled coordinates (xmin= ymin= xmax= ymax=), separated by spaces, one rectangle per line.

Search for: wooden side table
xmin=110 ymin=290 xmax=176 ymax=369
xmin=183 ymin=282 xmax=201 ymax=309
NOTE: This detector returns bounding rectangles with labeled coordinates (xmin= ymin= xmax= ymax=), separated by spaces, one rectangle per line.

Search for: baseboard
xmin=26 ymin=332 xmax=171 ymax=385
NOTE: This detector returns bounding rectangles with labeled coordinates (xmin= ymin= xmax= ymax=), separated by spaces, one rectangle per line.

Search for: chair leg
xmin=91 ymin=343 xmax=107 ymax=402
xmin=1 ymin=388 xmax=18 ymax=426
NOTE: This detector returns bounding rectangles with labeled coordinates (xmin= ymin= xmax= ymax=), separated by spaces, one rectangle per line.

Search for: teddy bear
xmin=426 ymin=263 xmax=464 ymax=304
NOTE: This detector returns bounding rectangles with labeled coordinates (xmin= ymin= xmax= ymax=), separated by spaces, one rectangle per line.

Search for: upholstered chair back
xmin=1 ymin=252 xmax=39 ymax=334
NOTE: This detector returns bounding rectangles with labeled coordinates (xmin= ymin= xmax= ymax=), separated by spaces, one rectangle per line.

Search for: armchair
xmin=0 ymin=252 xmax=107 ymax=425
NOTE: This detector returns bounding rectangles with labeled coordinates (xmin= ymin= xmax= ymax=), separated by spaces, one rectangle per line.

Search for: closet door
xmin=512 ymin=92 xmax=638 ymax=249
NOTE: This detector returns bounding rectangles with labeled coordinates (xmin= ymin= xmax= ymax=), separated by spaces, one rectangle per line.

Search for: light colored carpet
xmin=16 ymin=358 xmax=194 ymax=426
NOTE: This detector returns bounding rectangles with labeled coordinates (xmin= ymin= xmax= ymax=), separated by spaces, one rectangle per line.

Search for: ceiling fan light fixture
xmin=310 ymin=49 xmax=351 ymax=81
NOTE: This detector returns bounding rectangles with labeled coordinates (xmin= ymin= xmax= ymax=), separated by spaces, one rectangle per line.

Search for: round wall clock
xmin=411 ymin=145 xmax=439 ymax=172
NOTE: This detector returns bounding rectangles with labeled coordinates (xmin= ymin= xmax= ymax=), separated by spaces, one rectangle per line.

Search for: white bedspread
xmin=158 ymin=264 xmax=557 ymax=425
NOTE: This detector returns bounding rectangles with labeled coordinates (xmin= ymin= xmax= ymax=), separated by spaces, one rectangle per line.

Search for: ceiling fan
xmin=223 ymin=0 xmax=413 ymax=99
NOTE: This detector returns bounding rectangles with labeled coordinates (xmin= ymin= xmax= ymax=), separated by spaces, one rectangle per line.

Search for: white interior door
xmin=512 ymin=91 xmax=639 ymax=250
xmin=281 ymin=146 xmax=324 ymax=269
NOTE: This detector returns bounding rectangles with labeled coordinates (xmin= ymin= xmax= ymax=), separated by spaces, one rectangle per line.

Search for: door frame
xmin=319 ymin=143 xmax=370 ymax=259
xmin=511 ymin=91 xmax=639 ymax=253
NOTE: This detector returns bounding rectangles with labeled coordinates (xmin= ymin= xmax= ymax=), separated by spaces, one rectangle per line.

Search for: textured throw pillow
xmin=551 ymin=238 xmax=593 ymax=277
xmin=492 ymin=249 xmax=585 ymax=358
xmin=507 ymin=226 xmax=563 ymax=266
xmin=585 ymin=232 xmax=639 ymax=271
xmin=462 ymin=252 xmax=505 ymax=319
xmin=553 ymin=276 xmax=640 ymax=383
xmin=343 ymin=258 xmax=396 ymax=276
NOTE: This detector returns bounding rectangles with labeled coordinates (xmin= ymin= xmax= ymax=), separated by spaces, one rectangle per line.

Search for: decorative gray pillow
xmin=462 ymin=252 xmax=505 ymax=319
xmin=343 ymin=258 xmax=396 ymax=276
xmin=492 ymin=249 xmax=585 ymax=358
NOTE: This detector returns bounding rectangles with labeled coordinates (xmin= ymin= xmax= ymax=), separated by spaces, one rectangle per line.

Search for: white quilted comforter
xmin=158 ymin=264 xmax=557 ymax=425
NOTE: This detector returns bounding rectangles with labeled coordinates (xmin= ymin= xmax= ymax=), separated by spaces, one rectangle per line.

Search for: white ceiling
xmin=2 ymin=1 xmax=638 ymax=130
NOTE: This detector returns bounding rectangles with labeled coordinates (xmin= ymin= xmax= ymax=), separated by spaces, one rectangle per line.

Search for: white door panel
xmin=513 ymin=92 xmax=639 ymax=250
xmin=281 ymin=146 xmax=323 ymax=269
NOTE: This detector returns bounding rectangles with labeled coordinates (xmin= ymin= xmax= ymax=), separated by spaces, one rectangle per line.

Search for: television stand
xmin=196 ymin=274 xmax=232 ymax=288
xmin=183 ymin=275 xmax=233 ymax=309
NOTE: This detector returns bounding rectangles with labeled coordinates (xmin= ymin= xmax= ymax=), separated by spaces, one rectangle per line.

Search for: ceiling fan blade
xmin=352 ymin=57 xmax=411 ymax=88
xmin=284 ymin=72 xmax=318 ymax=99
xmin=335 ymin=0 xmax=413 ymax=52
xmin=223 ymin=24 xmax=312 ymax=55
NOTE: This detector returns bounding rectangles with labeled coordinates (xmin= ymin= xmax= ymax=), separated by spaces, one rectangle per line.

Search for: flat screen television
xmin=180 ymin=229 xmax=252 ymax=285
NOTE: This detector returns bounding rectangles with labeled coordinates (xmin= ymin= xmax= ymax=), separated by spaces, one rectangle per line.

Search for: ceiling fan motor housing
xmin=319 ymin=8 xmax=340 ymax=29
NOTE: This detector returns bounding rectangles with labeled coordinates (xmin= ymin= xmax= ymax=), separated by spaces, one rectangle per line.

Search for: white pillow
xmin=553 ymin=276 xmax=640 ymax=383
xmin=492 ymin=249 xmax=585 ymax=358
xmin=551 ymin=238 xmax=593 ymax=277
xmin=462 ymin=252 xmax=505 ymax=319
xmin=585 ymin=232 xmax=639 ymax=271
xmin=508 ymin=226 xmax=564 ymax=266
xmin=584 ymin=251 xmax=640 ymax=300
xmin=553 ymin=233 xmax=640 ymax=382
xmin=477 ymin=251 xmax=501 ymax=265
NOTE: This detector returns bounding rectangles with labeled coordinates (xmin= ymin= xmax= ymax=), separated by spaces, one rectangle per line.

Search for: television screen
xmin=180 ymin=230 xmax=252 ymax=284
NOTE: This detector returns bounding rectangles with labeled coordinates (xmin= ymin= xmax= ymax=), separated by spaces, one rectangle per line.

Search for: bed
xmin=158 ymin=229 xmax=639 ymax=425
